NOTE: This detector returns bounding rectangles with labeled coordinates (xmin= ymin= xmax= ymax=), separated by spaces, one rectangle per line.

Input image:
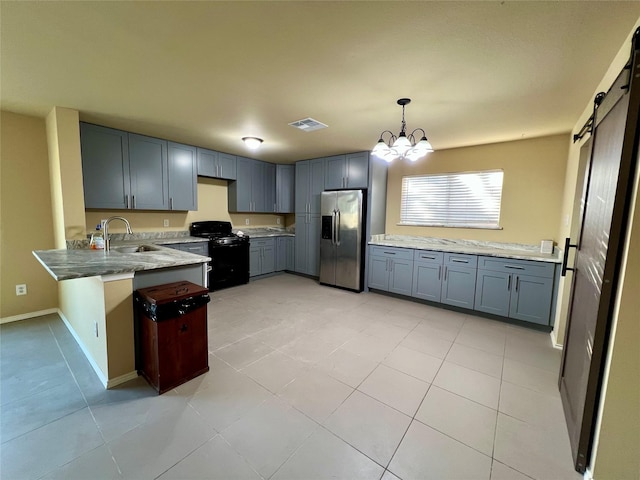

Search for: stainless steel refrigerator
xmin=319 ymin=190 xmax=365 ymax=292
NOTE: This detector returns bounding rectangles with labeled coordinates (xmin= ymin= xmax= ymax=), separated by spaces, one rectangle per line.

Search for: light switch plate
xmin=163 ymin=219 xmax=169 ymax=227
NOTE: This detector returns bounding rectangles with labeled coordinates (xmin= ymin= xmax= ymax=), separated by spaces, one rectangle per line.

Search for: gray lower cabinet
xmin=250 ymin=238 xmax=275 ymax=277
xmin=412 ymin=250 xmax=444 ymax=302
xmin=294 ymin=213 xmax=320 ymax=276
xmin=168 ymin=142 xmax=197 ymax=211
xmin=368 ymin=246 xmax=414 ymax=296
xmin=196 ymin=148 xmax=236 ymax=180
xmin=440 ymin=253 xmax=477 ymax=309
xmin=276 ymin=236 xmax=295 ymax=271
xmin=162 ymin=242 xmax=208 ymax=256
xmin=475 ymin=256 xmax=555 ymax=325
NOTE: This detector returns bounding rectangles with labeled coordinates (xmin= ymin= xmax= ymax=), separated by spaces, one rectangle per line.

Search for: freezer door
xmin=335 ymin=190 xmax=363 ymax=290
xmin=319 ymin=192 xmax=338 ymax=285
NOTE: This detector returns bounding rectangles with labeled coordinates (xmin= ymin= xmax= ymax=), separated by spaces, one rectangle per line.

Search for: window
xmin=400 ymin=170 xmax=504 ymax=229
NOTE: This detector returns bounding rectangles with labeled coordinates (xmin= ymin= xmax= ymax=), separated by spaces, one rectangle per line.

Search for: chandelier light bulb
xmin=371 ymin=98 xmax=433 ymax=162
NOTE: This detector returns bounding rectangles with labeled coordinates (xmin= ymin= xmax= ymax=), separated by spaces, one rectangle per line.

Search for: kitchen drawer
xmin=444 ymin=252 xmax=478 ymax=268
xmin=180 ymin=242 xmax=209 ymax=256
xmin=250 ymin=238 xmax=275 ymax=248
xmin=413 ymin=250 xmax=444 ymax=264
xmin=370 ymin=245 xmax=414 ymax=261
xmin=478 ymin=256 xmax=555 ymax=278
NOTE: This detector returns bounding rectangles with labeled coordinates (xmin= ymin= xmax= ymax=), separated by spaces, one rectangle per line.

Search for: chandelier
xmin=371 ymin=98 xmax=433 ymax=162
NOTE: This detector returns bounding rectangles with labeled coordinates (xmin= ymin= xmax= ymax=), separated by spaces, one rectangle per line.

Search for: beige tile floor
xmin=0 ymin=274 xmax=582 ymax=480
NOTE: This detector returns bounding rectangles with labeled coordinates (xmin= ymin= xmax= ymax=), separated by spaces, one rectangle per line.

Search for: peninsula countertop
xmin=369 ymin=235 xmax=562 ymax=263
xmin=33 ymin=245 xmax=210 ymax=281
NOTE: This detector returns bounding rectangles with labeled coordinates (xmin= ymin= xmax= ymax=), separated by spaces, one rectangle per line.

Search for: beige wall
xmin=385 ymin=134 xmax=570 ymax=245
xmin=45 ymin=107 xmax=86 ymax=245
xmin=85 ymin=177 xmax=290 ymax=235
xmin=0 ymin=111 xmax=58 ymax=319
xmin=104 ymin=278 xmax=135 ymax=380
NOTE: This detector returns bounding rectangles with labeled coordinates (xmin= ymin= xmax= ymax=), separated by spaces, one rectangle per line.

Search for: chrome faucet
xmin=102 ymin=216 xmax=133 ymax=251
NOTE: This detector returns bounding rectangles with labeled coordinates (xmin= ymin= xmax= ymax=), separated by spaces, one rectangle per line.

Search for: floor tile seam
xmin=264 ymin=425 xmax=320 ymax=480
xmin=501 ymin=353 xmax=561 ymax=374
xmin=0 ymin=375 xmax=77 ymax=409
xmin=0 ymin=403 xmax=90 ymax=447
xmin=499 ymin=377 xmax=562 ymax=399
xmin=411 ymin=413 xmax=496 ymax=459
xmin=491 ymin=369 xmax=503 ymax=460
xmin=429 ymin=377 xmax=499 ymax=411
xmin=150 ymin=430 xmax=218 ymax=480
xmin=490 ymin=458 xmax=537 ymax=480
xmin=210 ymin=392 xmax=277 ymax=437
xmin=380 ymin=360 xmax=439 ymax=384
xmin=354 ymin=383 xmax=427 ymax=419
xmin=314 ymin=420 xmax=393 ymax=472
xmin=441 ymin=356 xmax=503 ymax=380
xmin=452 ymin=338 xmax=506 ymax=357
xmin=211 ymin=433 xmax=268 ymax=480
xmin=494 ymin=409 xmax=568 ymax=436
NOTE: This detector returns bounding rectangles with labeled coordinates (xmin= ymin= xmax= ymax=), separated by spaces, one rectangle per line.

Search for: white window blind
xmin=400 ymin=170 xmax=504 ymax=228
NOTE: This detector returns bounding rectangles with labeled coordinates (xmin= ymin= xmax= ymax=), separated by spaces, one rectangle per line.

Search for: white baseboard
xmin=550 ymin=329 xmax=563 ymax=350
xmin=57 ymin=309 xmax=139 ymax=389
xmin=106 ymin=371 xmax=139 ymax=388
xmin=0 ymin=308 xmax=58 ymax=324
xmin=57 ymin=309 xmax=109 ymax=389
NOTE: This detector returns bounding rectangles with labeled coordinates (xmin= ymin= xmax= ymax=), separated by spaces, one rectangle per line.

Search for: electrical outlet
xmin=276 ymin=217 xmax=281 ymax=225
xmin=16 ymin=284 xmax=27 ymax=296
xmin=163 ymin=219 xmax=170 ymax=227
xmin=245 ymin=218 xmax=250 ymax=225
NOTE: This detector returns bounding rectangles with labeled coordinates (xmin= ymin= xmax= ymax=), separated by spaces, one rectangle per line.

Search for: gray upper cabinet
xmin=81 ymin=123 xmax=198 ymax=211
xmin=127 ymin=133 xmax=169 ymax=210
xmin=324 ymin=152 xmax=369 ymax=190
xmin=80 ymin=123 xmax=130 ymax=209
xmin=276 ymin=164 xmax=295 ymax=213
xmin=168 ymin=142 xmax=197 ymax=211
xmin=264 ymin=162 xmax=276 ymax=213
xmin=228 ymin=157 xmax=276 ymax=213
xmin=475 ymin=256 xmax=555 ymax=325
xmin=295 ymin=158 xmax=326 ymax=214
xmin=196 ymin=148 xmax=237 ymax=180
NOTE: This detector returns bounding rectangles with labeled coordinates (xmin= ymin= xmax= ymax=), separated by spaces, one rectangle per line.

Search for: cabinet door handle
xmin=438 ymin=265 xmax=442 ymax=280
xmin=504 ymin=265 xmax=525 ymax=270
xmin=385 ymin=259 xmax=389 ymax=271
xmin=383 ymin=251 xmax=396 ymax=255
xmin=515 ymin=276 xmax=520 ymax=292
xmin=125 ymin=194 xmax=130 ymax=209
xmin=444 ymin=266 xmax=448 ymax=281
xmin=422 ymin=255 xmax=436 ymax=260
xmin=389 ymin=260 xmax=394 ymax=272
xmin=451 ymin=258 xmax=468 ymax=263
xmin=170 ymin=197 xmax=174 ymax=210
xmin=507 ymin=275 xmax=511 ymax=291
xmin=132 ymin=195 xmax=136 ymax=209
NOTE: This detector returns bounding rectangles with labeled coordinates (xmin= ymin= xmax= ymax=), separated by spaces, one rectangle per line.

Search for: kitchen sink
xmin=111 ymin=244 xmax=161 ymax=253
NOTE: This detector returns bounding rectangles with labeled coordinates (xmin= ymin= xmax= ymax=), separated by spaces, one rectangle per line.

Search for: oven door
xmin=208 ymin=242 xmax=249 ymax=291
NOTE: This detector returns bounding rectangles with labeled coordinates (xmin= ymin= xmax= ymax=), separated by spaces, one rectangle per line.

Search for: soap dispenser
xmin=89 ymin=224 xmax=105 ymax=250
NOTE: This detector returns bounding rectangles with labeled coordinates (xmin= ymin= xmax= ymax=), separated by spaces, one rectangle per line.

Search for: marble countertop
xmin=369 ymin=235 xmax=562 ymax=263
xmin=33 ymin=244 xmax=210 ymax=281
xmin=234 ymin=227 xmax=295 ymax=238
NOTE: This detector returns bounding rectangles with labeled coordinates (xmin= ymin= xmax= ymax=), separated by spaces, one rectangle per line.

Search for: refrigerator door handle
xmin=331 ymin=210 xmax=337 ymax=245
xmin=335 ymin=209 xmax=341 ymax=245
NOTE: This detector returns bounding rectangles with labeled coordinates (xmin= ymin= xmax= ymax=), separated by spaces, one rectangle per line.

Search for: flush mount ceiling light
xmin=242 ymin=137 xmax=263 ymax=150
xmin=371 ymin=98 xmax=434 ymax=163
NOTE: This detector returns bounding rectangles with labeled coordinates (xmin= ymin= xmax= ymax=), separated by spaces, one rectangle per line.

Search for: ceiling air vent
xmin=288 ymin=118 xmax=328 ymax=132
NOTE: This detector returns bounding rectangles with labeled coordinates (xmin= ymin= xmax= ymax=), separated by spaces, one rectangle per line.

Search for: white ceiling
xmin=2 ymin=2 xmax=639 ymax=163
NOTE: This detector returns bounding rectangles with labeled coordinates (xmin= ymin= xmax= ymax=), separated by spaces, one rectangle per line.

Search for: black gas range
xmin=190 ymin=221 xmax=249 ymax=291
